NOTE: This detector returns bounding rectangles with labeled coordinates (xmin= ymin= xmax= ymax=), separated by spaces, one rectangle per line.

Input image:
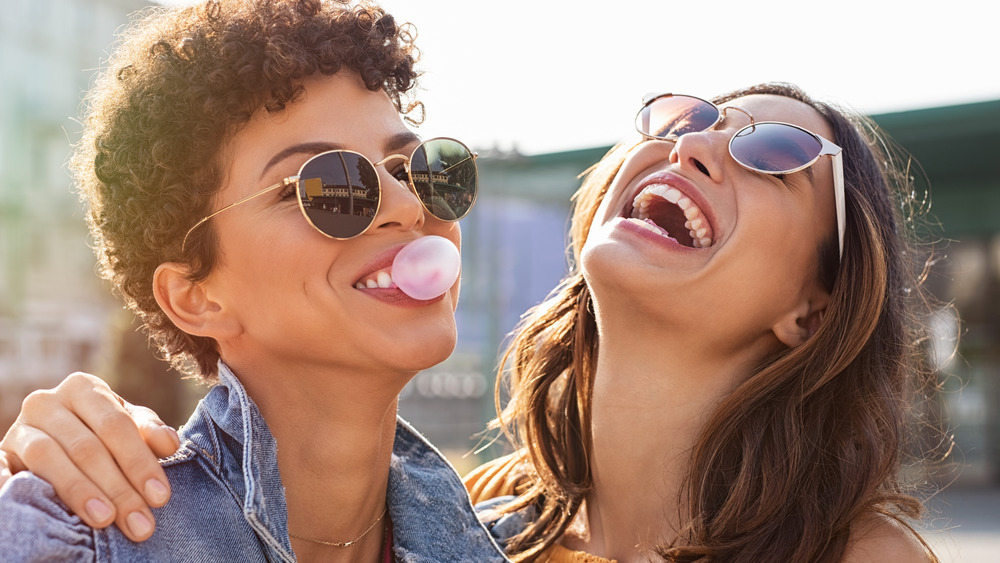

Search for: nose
xmin=371 ymin=166 xmax=426 ymax=233
xmin=668 ymin=129 xmax=728 ymax=183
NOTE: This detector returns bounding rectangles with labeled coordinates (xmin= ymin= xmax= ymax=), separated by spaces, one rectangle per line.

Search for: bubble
xmin=392 ymin=236 xmax=461 ymax=300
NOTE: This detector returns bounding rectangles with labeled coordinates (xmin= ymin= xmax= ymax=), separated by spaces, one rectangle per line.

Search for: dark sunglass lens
xmin=730 ymin=123 xmax=822 ymax=173
xmin=636 ymin=95 xmax=720 ymax=139
xmin=409 ymin=139 xmax=477 ymax=222
xmin=297 ymin=151 xmax=379 ymax=238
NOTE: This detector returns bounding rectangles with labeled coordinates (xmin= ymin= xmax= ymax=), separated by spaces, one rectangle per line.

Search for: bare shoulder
xmin=842 ymin=512 xmax=935 ymax=562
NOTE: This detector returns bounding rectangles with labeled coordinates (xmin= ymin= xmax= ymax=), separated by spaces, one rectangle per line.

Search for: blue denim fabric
xmin=0 ymin=363 xmax=509 ymax=562
xmin=474 ymin=496 xmax=536 ymax=551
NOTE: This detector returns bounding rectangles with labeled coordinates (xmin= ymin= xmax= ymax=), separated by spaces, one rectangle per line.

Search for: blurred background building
xmin=0 ymin=0 xmax=160 ymax=430
xmin=0 ymin=0 xmax=997 ymax=542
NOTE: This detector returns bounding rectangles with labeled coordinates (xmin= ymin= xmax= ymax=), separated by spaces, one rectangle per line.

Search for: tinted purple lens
xmin=636 ymin=94 xmax=721 ymax=139
xmin=729 ymin=122 xmax=823 ymax=173
xmin=297 ymin=151 xmax=380 ymax=238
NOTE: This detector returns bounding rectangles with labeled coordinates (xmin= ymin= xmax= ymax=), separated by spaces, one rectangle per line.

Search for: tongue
xmin=645 ymin=198 xmax=694 ymax=247
xmin=392 ymin=236 xmax=461 ymax=300
xmin=638 ymin=218 xmax=677 ymax=242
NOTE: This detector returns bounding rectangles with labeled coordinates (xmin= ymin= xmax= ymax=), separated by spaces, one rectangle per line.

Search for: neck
xmin=223 ymin=353 xmax=409 ymax=563
xmin=567 ymin=310 xmax=774 ymax=563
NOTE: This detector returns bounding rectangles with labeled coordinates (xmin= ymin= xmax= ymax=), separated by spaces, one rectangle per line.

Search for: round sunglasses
xmin=182 ymin=137 xmax=478 ymax=251
xmin=635 ymin=93 xmax=846 ymax=259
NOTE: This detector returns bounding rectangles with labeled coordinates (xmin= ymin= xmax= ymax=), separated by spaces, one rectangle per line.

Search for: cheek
xmin=733 ymin=195 xmax=822 ymax=278
xmin=437 ymin=222 xmax=463 ymax=264
xmin=764 ymin=227 xmax=822 ymax=292
xmin=593 ymin=188 xmax=620 ymax=225
xmin=745 ymin=183 xmax=818 ymax=242
xmin=441 ymin=222 xmax=463 ymax=304
xmin=223 ymin=214 xmax=334 ymax=287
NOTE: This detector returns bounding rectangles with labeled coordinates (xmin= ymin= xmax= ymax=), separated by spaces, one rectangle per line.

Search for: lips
xmin=351 ymin=244 xmax=450 ymax=307
xmin=352 ymin=245 xmax=404 ymax=289
xmin=621 ymin=172 xmax=715 ymax=248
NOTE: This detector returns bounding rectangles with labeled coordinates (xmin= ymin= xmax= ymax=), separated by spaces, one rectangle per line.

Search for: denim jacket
xmin=0 ymin=363 xmax=509 ymax=562
xmin=474 ymin=496 xmax=537 ymax=553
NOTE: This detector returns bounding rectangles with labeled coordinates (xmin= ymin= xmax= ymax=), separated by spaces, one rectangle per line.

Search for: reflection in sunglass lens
xmin=408 ymin=139 xmax=477 ymax=222
xmin=730 ymin=123 xmax=822 ymax=173
xmin=637 ymin=95 xmax=720 ymax=139
xmin=298 ymin=151 xmax=380 ymax=238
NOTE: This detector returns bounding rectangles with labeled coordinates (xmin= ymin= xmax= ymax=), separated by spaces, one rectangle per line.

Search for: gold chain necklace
xmin=289 ymin=504 xmax=388 ymax=548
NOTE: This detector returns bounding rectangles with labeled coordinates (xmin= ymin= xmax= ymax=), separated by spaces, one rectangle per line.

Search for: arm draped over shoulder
xmin=0 ymin=473 xmax=97 ymax=561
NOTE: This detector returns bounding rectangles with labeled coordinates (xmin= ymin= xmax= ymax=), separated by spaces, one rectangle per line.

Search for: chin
xmin=582 ymin=242 xmax=682 ymax=322
xmin=403 ymin=328 xmax=458 ymax=371
xmin=581 ymin=237 xmax=645 ymax=293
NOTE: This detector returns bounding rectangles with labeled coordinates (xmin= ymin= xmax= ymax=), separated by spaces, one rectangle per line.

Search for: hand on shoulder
xmin=842 ymin=512 xmax=935 ymax=563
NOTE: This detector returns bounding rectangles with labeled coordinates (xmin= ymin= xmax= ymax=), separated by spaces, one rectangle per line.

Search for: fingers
xmin=127 ymin=404 xmax=181 ymax=459
xmin=3 ymin=373 xmax=174 ymax=541
xmin=8 ymin=403 xmax=158 ymax=540
xmin=0 ymin=450 xmax=15 ymax=489
xmin=4 ymin=422 xmax=117 ymax=527
xmin=55 ymin=374 xmax=173 ymax=541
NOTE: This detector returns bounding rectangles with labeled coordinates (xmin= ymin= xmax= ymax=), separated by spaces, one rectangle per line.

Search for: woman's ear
xmin=772 ymin=288 xmax=830 ymax=348
xmin=153 ymin=263 xmax=241 ymax=340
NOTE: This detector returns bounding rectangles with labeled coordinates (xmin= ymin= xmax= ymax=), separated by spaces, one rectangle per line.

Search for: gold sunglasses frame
xmin=181 ymin=137 xmax=478 ymax=252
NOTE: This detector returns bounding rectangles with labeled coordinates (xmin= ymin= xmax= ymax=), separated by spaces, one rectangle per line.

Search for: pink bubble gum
xmin=392 ymin=236 xmax=461 ymax=300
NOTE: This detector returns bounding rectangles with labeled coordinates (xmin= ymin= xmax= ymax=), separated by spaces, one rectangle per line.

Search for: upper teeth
xmin=631 ymin=184 xmax=714 ymax=248
xmin=356 ymin=269 xmax=395 ymax=290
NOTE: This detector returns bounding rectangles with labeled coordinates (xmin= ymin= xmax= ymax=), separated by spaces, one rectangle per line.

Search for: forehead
xmin=232 ymin=72 xmax=409 ymax=159
xmin=719 ymin=94 xmax=833 ymax=140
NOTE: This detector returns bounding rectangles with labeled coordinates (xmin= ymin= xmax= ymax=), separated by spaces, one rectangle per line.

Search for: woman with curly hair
xmin=0 ymin=14 xmax=943 ymax=562
xmin=0 ymin=0 xmax=505 ymax=561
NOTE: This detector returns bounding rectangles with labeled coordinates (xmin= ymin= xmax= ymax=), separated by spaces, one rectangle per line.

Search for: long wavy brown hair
xmin=71 ymin=0 xmax=420 ymax=381
xmin=494 ymin=83 xmax=944 ymax=562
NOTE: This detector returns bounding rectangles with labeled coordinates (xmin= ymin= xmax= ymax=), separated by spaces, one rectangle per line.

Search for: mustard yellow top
xmin=463 ymin=454 xmax=617 ymax=563
xmin=466 ymin=456 xmax=938 ymax=563
xmin=463 ymin=452 xmax=525 ymax=504
xmin=534 ymin=543 xmax=616 ymax=563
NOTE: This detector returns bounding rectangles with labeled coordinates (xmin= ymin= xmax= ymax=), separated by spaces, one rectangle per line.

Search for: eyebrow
xmin=259 ymin=142 xmax=343 ymax=180
xmin=259 ymin=131 xmax=423 ymax=181
xmin=385 ymin=131 xmax=421 ymax=155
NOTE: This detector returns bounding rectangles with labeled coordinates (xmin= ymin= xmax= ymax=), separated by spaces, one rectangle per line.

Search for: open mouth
xmin=628 ymin=184 xmax=714 ymax=248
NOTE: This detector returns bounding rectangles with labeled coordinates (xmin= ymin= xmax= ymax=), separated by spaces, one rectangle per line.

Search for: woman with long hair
xmin=466 ymin=84 xmax=940 ymax=562
xmin=1 ymin=83 xmax=942 ymax=560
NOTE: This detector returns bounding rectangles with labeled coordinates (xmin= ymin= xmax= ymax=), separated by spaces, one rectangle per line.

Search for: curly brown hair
xmin=71 ymin=0 xmax=421 ymax=381
xmin=495 ymin=84 xmax=944 ymax=562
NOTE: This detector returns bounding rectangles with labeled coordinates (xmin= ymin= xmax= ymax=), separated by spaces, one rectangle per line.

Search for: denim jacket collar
xmin=184 ymin=362 xmax=508 ymax=562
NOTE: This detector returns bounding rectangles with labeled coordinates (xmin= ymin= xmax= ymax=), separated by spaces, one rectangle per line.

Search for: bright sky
xmin=160 ymin=0 xmax=999 ymax=155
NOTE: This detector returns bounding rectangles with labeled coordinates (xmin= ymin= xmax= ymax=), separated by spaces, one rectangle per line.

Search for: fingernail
xmin=145 ymin=479 xmax=169 ymax=505
xmin=86 ymin=498 xmax=113 ymax=523
xmin=127 ymin=511 xmax=153 ymax=537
